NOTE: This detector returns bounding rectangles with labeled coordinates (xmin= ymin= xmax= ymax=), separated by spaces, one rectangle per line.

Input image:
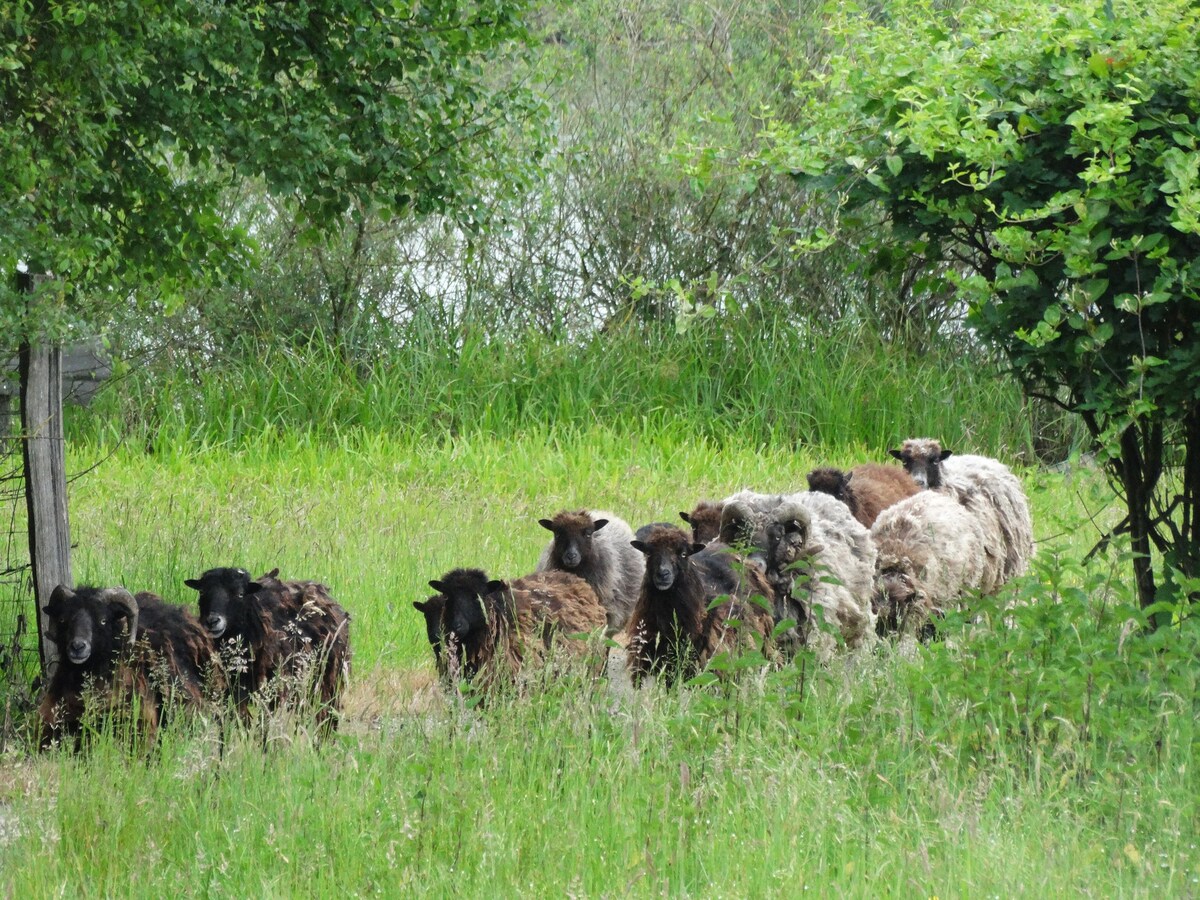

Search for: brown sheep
xmin=679 ymin=501 xmax=722 ymax=545
xmin=807 ymin=463 xmax=920 ymax=528
xmin=625 ymin=525 xmax=777 ymax=686
xmin=425 ymin=567 xmax=608 ymax=694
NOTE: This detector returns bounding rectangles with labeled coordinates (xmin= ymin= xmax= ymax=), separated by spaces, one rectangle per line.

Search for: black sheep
xmin=38 ymin=585 xmax=218 ymax=748
xmin=185 ymin=567 xmax=351 ymax=731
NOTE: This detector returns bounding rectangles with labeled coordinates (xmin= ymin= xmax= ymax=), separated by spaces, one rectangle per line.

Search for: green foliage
xmin=0 ymin=0 xmax=545 ymax=342
xmin=71 ymin=318 xmax=1049 ymax=457
xmin=762 ymin=0 xmax=1200 ymax=608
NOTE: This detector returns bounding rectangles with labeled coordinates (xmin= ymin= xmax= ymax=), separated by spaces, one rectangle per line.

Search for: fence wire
xmin=1 ymin=392 xmax=39 ymax=743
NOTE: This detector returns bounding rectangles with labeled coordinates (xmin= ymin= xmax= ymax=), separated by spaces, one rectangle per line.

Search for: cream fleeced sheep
xmin=890 ymin=438 xmax=1034 ymax=583
xmin=719 ymin=489 xmax=877 ymax=652
xmin=870 ymin=490 xmax=998 ymax=638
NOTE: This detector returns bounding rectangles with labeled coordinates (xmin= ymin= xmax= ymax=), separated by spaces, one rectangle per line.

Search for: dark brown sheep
xmin=185 ymin=567 xmax=351 ymax=732
xmin=625 ymin=525 xmax=777 ymax=686
xmin=38 ymin=585 xmax=219 ymax=748
xmin=806 ymin=463 xmax=920 ymax=528
xmin=679 ymin=501 xmax=722 ymax=545
xmin=425 ymin=567 xmax=608 ymax=694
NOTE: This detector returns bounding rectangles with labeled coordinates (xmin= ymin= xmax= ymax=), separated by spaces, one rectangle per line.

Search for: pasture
xmin=1 ymin=426 xmax=1196 ymax=896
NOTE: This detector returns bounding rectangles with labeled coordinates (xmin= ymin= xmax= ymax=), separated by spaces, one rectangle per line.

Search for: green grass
xmin=72 ymin=320 xmax=1072 ymax=460
xmin=1 ymin=428 xmax=1196 ymax=896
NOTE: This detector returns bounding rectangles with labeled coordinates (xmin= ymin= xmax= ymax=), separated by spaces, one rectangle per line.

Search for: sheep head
xmin=765 ymin=502 xmax=818 ymax=576
xmin=717 ymin=500 xmax=764 ymax=552
xmin=889 ymin=438 xmax=952 ymax=489
xmin=806 ymin=467 xmax=849 ymax=501
xmin=412 ymin=594 xmax=447 ymax=665
xmin=184 ymin=567 xmax=263 ymax=641
xmin=43 ymin=585 xmax=139 ymax=669
xmin=631 ymin=525 xmax=704 ymax=592
xmin=679 ymin=501 xmax=721 ymax=546
xmin=539 ymin=510 xmax=608 ymax=570
xmin=427 ymin=568 xmax=501 ymax=678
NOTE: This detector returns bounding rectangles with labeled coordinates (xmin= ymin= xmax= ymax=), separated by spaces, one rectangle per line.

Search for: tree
xmin=760 ymin=0 xmax=1200 ymax=620
xmin=0 ymin=0 xmax=546 ymax=340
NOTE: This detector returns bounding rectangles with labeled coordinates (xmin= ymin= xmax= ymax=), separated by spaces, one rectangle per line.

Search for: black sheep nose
xmin=563 ymin=549 xmax=581 ymax=567
xmin=69 ymin=639 xmax=87 ymax=655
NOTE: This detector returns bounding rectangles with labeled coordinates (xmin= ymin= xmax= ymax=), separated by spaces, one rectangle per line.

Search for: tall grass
xmin=73 ymin=319 xmax=1070 ymax=459
xmin=0 ymin=429 xmax=1195 ymax=895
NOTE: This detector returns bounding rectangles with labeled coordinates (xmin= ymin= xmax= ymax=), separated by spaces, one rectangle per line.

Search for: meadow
xmin=0 ymin=331 xmax=1197 ymax=896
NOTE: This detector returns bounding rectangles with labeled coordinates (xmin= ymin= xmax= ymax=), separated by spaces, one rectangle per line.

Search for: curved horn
xmin=100 ymin=587 xmax=139 ymax=647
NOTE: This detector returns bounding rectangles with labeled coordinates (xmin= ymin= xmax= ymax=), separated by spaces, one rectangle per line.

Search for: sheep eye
xmin=99 ymin=617 xmax=107 ymax=626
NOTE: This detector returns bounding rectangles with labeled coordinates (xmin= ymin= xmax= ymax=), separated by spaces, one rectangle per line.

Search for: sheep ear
xmin=592 ymin=518 xmax=609 ymax=532
xmin=842 ymin=472 xmax=853 ymax=486
xmin=413 ymin=600 xmax=428 ymax=613
xmin=939 ymin=450 xmax=953 ymax=461
xmin=184 ymin=578 xmax=202 ymax=590
xmin=692 ymin=543 xmax=707 ymax=554
xmin=630 ymin=540 xmax=650 ymax=555
xmin=487 ymin=579 xmax=508 ymax=593
xmin=538 ymin=518 xmax=555 ymax=531
xmin=888 ymin=449 xmax=903 ymax=461
xmin=679 ymin=511 xmax=691 ymax=524
xmin=428 ymin=580 xmax=448 ymax=594
xmin=245 ymin=581 xmax=264 ymax=595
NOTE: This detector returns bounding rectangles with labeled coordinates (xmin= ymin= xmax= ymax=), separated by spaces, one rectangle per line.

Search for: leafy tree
xmin=0 ymin=0 xmax=545 ymax=340
xmin=761 ymin=0 xmax=1200 ymax=619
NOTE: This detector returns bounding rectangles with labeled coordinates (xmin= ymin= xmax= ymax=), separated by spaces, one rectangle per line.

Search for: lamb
xmin=536 ymin=509 xmax=644 ymax=635
xmin=38 ymin=585 xmax=219 ymax=748
xmin=423 ymin=567 xmax=608 ymax=693
xmin=869 ymin=489 xmax=1000 ymax=638
xmin=412 ymin=593 xmax=447 ymax=680
xmin=889 ymin=437 xmax=1034 ymax=583
xmin=625 ymin=525 xmax=776 ymax=687
xmin=679 ymin=501 xmax=722 ymax=546
xmin=806 ymin=463 xmax=920 ymax=528
xmin=719 ymin=490 xmax=877 ymax=652
xmin=185 ymin=567 xmax=351 ymax=731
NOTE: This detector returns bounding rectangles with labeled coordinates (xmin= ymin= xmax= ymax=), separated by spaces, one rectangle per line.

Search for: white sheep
xmin=890 ymin=437 xmax=1034 ymax=583
xmin=719 ymin=489 xmax=877 ymax=652
xmin=869 ymin=489 xmax=1000 ymax=638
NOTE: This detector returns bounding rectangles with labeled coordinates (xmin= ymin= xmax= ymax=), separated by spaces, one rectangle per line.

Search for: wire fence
xmin=1 ymin=388 xmax=39 ymax=743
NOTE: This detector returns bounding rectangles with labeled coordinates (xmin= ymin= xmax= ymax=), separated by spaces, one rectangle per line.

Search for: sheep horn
xmin=100 ymin=587 xmax=139 ymax=647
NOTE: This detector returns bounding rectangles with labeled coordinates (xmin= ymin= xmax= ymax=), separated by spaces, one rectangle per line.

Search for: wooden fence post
xmin=18 ymin=272 xmax=71 ymax=678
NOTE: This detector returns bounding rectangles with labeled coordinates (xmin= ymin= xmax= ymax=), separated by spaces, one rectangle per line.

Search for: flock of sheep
xmin=35 ymin=436 xmax=1033 ymax=746
xmin=418 ymin=437 xmax=1035 ymax=691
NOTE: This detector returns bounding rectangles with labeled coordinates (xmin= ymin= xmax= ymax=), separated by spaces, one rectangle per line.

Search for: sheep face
xmin=539 ymin=511 xmax=609 ymax=570
xmin=412 ymin=595 xmax=446 ymax=662
xmin=679 ymin=502 xmax=722 ymax=546
xmin=889 ymin=438 xmax=952 ymax=489
xmin=631 ymin=527 xmax=704 ymax=592
xmin=43 ymin=586 xmax=137 ymax=668
xmin=717 ymin=502 xmax=765 ymax=554
xmin=765 ymin=507 xmax=817 ymax=576
xmin=428 ymin=569 xmax=495 ymax=677
xmin=184 ymin=567 xmax=263 ymax=641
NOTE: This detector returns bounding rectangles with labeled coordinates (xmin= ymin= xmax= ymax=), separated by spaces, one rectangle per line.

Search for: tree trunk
xmin=1119 ymin=424 xmax=1160 ymax=626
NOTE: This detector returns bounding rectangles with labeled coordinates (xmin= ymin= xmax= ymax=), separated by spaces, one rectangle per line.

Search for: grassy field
xmin=1 ymin=426 xmax=1196 ymax=896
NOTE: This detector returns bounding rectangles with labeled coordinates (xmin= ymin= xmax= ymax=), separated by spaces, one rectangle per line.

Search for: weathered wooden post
xmin=17 ymin=271 xmax=71 ymax=677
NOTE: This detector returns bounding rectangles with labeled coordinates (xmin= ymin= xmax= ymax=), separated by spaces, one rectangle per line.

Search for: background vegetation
xmin=1 ymin=0 xmax=1197 ymax=895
